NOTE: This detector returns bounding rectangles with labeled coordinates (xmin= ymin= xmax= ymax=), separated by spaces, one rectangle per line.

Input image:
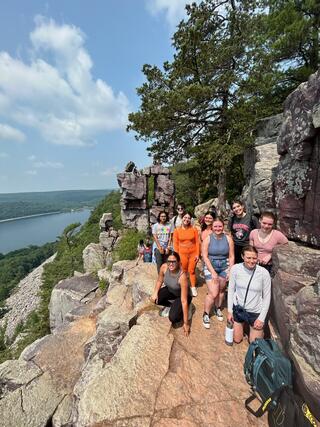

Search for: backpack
xmin=267 ymin=386 xmax=317 ymax=427
xmin=143 ymin=247 xmax=152 ymax=263
xmin=244 ymin=339 xmax=292 ymax=415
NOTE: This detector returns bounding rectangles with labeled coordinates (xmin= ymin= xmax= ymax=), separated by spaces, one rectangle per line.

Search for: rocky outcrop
xmin=49 ymin=274 xmax=99 ymax=332
xmin=0 ymin=316 xmax=96 ymax=427
xmin=0 ymin=254 xmax=56 ymax=339
xmin=83 ymin=212 xmax=120 ymax=272
xmin=242 ymin=114 xmax=282 ymax=215
xmin=271 ymin=242 xmax=320 ymax=419
xmin=275 ymin=70 xmax=320 ymax=247
xmin=117 ymin=162 xmax=175 ymax=231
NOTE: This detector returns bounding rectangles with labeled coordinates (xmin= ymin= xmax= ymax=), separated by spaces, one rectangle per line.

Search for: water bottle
xmin=225 ymin=320 xmax=234 ymax=346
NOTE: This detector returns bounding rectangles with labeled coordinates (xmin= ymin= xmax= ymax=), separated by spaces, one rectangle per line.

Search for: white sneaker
xmin=188 ymin=303 xmax=195 ymax=320
xmin=202 ymin=313 xmax=210 ymax=329
xmin=159 ymin=306 xmax=170 ymax=318
xmin=191 ymin=287 xmax=198 ymax=297
xmin=216 ymin=307 xmax=224 ymax=322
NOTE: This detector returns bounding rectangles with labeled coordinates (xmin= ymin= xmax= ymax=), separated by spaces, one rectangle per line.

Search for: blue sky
xmin=0 ymin=0 xmax=199 ymax=193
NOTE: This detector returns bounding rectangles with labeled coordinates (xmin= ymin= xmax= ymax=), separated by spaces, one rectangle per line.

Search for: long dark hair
xmin=201 ymin=211 xmax=215 ymax=232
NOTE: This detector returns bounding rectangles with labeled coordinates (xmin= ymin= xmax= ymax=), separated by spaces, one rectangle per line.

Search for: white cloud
xmin=28 ymin=154 xmax=36 ymax=161
xmin=100 ymin=166 xmax=119 ymax=176
xmin=146 ymin=0 xmax=201 ymax=26
xmin=33 ymin=161 xmax=64 ymax=169
xmin=0 ymin=152 xmax=9 ymax=158
xmin=0 ymin=123 xmax=26 ymax=142
xmin=0 ymin=16 xmax=129 ymax=146
xmin=26 ymin=170 xmax=37 ymax=175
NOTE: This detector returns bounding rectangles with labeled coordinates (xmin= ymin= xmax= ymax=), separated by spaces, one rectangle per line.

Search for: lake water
xmin=0 ymin=209 xmax=91 ymax=254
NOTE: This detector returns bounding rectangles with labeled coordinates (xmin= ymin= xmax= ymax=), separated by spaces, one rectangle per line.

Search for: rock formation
xmin=117 ymin=162 xmax=175 ymax=231
xmin=272 ymin=243 xmax=320 ymax=419
xmin=0 ymin=254 xmax=56 ymax=340
xmin=275 ymin=70 xmax=320 ymax=247
xmin=241 ymin=114 xmax=282 ymax=215
xmin=83 ymin=212 xmax=119 ymax=272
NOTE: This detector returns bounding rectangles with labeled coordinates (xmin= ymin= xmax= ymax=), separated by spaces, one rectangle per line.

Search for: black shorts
xmin=233 ymin=304 xmax=260 ymax=327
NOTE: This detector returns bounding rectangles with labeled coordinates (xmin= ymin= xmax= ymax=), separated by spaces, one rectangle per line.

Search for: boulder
xmin=83 ymin=243 xmax=106 ymax=272
xmin=271 ymin=242 xmax=320 ymax=419
xmin=99 ymin=212 xmax=113 ymax=231
xmin=49 ymin=274 xmax=99 ymax=332
xmin=0 ymin=317 xmax=95 ymax=427
xmin=275 ymin=70 xmax=320 ymax=247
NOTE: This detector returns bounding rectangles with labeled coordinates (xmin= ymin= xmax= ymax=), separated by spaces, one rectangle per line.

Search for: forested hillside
xmin=0 ymin=189 xmax=112 ymax=221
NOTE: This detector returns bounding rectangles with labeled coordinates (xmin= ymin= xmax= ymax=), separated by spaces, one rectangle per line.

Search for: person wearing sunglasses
xmin=150 ymin=251 xmax=192 ymax=336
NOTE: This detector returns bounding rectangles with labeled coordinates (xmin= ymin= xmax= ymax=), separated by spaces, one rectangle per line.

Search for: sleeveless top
xmin=164 ymin=268 xmax=191 ymax=297
xmin=208 ymin=234 xmax=229 ymax=261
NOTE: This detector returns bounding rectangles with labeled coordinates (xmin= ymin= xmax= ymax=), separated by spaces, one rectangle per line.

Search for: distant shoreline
xmin=0 ymin=211 xmax=63 ymax=223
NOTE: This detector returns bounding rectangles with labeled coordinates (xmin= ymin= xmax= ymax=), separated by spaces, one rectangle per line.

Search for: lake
xmin=0 ymin=209 xmax=91 ymax=254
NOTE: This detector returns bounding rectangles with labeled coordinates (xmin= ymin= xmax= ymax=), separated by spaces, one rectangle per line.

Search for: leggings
xmin=157 ymin=286 xmax=192 ymax=324
xmin=179 ymin=251 xmax=198 ymax=286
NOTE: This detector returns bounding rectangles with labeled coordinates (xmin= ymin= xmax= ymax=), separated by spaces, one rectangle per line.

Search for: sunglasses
xmin=167 ymin=260 xmax=177 ymax=264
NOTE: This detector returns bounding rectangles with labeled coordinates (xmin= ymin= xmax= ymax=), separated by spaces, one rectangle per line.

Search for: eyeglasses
xmin=167 ymin=260 xmax=177 ymax=264
xmin=177 ymin=207 xmax=184 ymax=211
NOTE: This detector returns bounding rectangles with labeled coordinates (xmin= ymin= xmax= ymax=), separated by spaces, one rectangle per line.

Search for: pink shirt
xmin=249 ymin=229 xmax=288 ymax=263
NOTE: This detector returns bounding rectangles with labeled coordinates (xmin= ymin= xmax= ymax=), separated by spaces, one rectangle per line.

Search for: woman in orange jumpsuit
xmin=173 ymin=212 xmax=199 ymax=297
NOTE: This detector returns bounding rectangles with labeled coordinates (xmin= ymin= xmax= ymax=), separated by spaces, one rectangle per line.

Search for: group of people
xmin=149 ymin=200 xmax=288 ymax=340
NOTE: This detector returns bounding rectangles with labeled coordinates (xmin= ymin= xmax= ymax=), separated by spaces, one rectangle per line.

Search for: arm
xmin=227 ymin=266 xmax=236 ymax=321
xmin=194 ymin=227 xmax=200 ymax=260
xmin=173 ymin=229 xmax=179 ymax=253
xmin=249 ymin=229 xmax=255 ymax=247
xmin=150 ymin=264 xmax=166 ymax=303
xmin=277 ymin=231 xmax=288 ymax=245
xmin=227 ymin=234 xmax=235 ymax=268
xmin=201 ymin=236 xmax=218 ymax=279
xmin=179 ymin=272 xmax=190 ymax=336
xmin=255 ymin=269 xmax=271 ymax=325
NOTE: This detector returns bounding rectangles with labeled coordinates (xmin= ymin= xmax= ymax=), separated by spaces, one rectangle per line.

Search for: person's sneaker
xmin=191 ymin=287 xmax=198 ymax=297
xmin=202 ymin=313 xmax=210 ymax=329
xmin=216 ymin=307 xmax=224 ymax=322
xmin=159 ymin=306 xmax=170 ymax=318
xmin=188 ymin=303 xmax=195 ymax=320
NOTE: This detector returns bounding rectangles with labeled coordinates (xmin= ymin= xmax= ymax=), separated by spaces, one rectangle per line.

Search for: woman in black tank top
xmin=150 ymin=251 xmax=192 ymax=336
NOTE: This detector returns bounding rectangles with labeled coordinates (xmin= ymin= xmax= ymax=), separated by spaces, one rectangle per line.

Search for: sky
xmin=0 ymin=0 xmax=200 ymax=193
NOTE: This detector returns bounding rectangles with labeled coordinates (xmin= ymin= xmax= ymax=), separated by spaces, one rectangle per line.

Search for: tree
xmin=128 ymin=0 xmax=274 ymax=212
xmin=261 ymin=0 xmax=320 ymax=90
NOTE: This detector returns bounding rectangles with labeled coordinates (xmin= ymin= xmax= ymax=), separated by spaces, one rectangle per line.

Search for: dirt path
xmin=151 ymin=283 xmax=268 ymax=427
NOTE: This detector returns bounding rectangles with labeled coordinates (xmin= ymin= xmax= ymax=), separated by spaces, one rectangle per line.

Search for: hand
xmin=260 ymin=255 xmax=271 ymax=265
xmin=227 ymin=312 xmax=234 ymax=323
xmin=159 ymin=247 xmax=165 ymax=254
xmin=253 ymin=319 xmax=264 ymax=330
xmin=194 ymin=256 xmax=199 ymax=263
xmin=150 ymin=292 xmax=158 ymax=304
xmin=165 ymin=247 xmax=170 ymax=254
xmin=183 ymin=322 xmax=190 ymax=337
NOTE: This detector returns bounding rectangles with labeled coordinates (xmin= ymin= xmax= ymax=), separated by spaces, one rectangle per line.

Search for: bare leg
xmin=204 ymin=279 xmax=219 ymax=315
xmin=233 ymin=321 xmax=244 ymax=344
xmin=249 ymin=326 xmax=264 ymax=343
xmin=214 ymin=276 xmax=227 ymax=308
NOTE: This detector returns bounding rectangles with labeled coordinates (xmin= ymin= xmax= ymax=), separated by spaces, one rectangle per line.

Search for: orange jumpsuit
xmin=173 ymin=226 xmax=199 ymax=286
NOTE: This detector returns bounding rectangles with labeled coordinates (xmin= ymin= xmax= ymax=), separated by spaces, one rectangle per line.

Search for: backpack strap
xmin=245 ymin=385 xmax=285 ymax=418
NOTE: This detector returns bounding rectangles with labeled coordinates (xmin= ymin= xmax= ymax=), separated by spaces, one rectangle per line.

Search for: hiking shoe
xmin=159 ymin=307 xmax=170 ymax=318
xmin=188 ymin=303 xmax=195 ymax=320
xmin=191 ymin=287 xmax=198 ymax=297
xmin=202 ymin=313 xmax=210 ymax=329
xmin=216 ymin=307 xmax=224 ymax=322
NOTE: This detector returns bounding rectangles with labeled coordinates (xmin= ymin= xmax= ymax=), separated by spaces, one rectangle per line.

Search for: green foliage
xmin=0 ymin=189 xmax=111 ymax=221
xmin=113 ymin=229 xmax=146 ymax=261
xmin=99 ymin=279 xmax=108 ymax=294
xmin=0 ymin=243 xmax=56 ymax=307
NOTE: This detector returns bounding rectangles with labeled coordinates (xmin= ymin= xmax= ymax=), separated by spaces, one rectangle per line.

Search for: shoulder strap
xmin=243 ymin=267 xmax=256 ymax=308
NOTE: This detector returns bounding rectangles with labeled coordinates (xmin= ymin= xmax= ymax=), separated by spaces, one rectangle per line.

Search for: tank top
xmin=164 ymin=268 xmax=191 ymax=297
xmin=208 ymin=234 xmax=229 ymax=261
